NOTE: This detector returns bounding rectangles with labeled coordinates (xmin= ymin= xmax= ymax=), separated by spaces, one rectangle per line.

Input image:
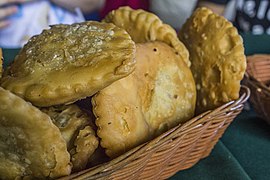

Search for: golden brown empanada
xmin=1 ymin=21 xmax=136 ymax=107
xmin=179 ymin=7 xmax=246 ymax=114
xmin=0 ymin=87 xmax=71 ymax=179
xmin=92 ymin=42 xmax=196 ymax=158
xmin=41 ymin=104 xmax=99 ymax=172
xmin=103 ymin=6 xmax=191 ymax=67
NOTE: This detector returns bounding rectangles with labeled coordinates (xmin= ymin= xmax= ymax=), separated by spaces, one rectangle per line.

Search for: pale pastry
xmin=92 ymin=42 xmax=196 ymax=158
xmin=103 ymin=6 xmax=191 ymax=67
xmin=0 ymin=21 xmax=136 ymax=107
xmin=0 ymin=87 xmax=71 ymax=179
xmin=41 ymin=104 xmax=99 ymax=172
xmin=179 ymin=7 xmax=246 ymax=114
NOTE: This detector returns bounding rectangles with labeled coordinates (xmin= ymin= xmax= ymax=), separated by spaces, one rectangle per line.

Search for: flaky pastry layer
xmin=41 ymin=104 xmax=99 ymax=172
xmin=1 ymin=21 xmax=136 ymax=107
xmin=179 ymin=7 xmax=246 ymax=114
xmin=0 ymin=87 xmax=71 ymax=179
xmin=92 ymin=42 xmax=196 ymax=158
xmin=103 ymin=6 xmax=191 ymax=67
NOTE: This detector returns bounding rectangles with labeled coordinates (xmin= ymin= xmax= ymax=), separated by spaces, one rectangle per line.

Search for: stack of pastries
xmin=0 ymin=7 xmax=246 ymax=179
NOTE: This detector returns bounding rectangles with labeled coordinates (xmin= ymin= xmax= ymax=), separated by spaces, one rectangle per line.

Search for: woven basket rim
xmin=244 ymin=54 xmax=270 ymax=124
xmin=245 ymin=73 xmax=270 ymax=96
xmin=59 ymin=86 xmax=250 ymax=180
xmin=246 ymin=54 xmax=270 ymax=88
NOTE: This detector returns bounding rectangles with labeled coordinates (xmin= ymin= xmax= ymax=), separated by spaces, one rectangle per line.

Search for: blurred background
xmin=0 ymin=0 xmax=270 ymax=180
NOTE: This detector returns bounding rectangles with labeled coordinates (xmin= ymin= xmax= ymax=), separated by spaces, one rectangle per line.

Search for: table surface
xmin=171 ymin=34 xmax=270 ymax=180
xmin=1 ymin=34 xmax=270 ymax=180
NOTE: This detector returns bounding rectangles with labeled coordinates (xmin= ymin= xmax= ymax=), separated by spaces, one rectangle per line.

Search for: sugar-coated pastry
xmin=92 ymin=42 xmax=196 ymax=158
xmin=103 ymin=6 xmax=190 ymax=67
xmin=0 ymin=87 xmax=71 ymax=179
xmin=179 ymin=7 xmax=246 ymax=114
xmin=1 ymin=21 xmax=136 ymax=107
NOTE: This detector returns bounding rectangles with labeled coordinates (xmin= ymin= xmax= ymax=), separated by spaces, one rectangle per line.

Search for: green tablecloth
xmin=1 ymin=34 xmax=270 ymax=180
xmin=171 ymin=34 xmax=270 ymax=180
xmin=172 ymin=110 xmax=270 ymax=180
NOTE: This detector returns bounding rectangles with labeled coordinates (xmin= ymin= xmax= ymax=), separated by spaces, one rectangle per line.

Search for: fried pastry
xmin=41 ymin=104 xmax=99 ymax=172
xmin=92 ymin=42 xmax=196 ymax=157
xmin=0 ymin=48 xmax=2 ymax=79
xmin=103 ymin=6 xmax=191 ymax=67
xmin=0 ymin=87 xmax=71 ymax=179
xmin=179 ymin=7 xmax=246 ymax=114
xmin=0 ymin=21 xmax=136 ymax=107
xmin=70 ymin=126 xmax=99 ymax=172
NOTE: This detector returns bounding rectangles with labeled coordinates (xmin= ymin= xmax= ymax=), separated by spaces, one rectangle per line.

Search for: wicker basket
xmin=243 ymin=54 xmax=270 ymax=124
xmin=59 ymin=86 xmax=250 ymax=180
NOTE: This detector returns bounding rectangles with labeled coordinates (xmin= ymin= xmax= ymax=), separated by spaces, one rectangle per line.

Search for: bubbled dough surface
xmin=71 ymin=126 xmax=98 ymax=172
xmin=1 ymin=21 xmax=136 ymax=107
xmin=0 ymin=87 xmax=71 ymax=179
xmin=92 ymin=42 xmax=196 ymax=158
xmin=179 ymin=7 xmax=246 ymax=114
xmin=103 ymin=6 xmax=191 ymax=67
xmin=41 ymin=104 xmax=99 ymax=172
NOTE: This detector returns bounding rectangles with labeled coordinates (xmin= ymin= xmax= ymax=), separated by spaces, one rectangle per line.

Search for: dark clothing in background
xmin=204 ymin=0 xmax=270 ymax=34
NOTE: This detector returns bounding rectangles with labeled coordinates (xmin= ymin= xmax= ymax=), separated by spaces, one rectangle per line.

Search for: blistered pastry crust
xmin=103 ymin=6 xmax=190 ymax=67
xmin=70 ymin=126 xmax=99 ymax=172
xmin=92 ymin=42 xmax=196 ymax=157
xmin=1 ymin=21 xmax=136 ymax=107
xmin=41 ymin=104 xmax=99 ymax=172
xmin=0 ymin=87 xmax=71 ymax=179
xmin=179 ymin=7 xmax=246 ymax=114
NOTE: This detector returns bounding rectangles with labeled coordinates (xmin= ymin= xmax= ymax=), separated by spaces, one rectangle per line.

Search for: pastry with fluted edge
xmin=0 ymin=87 xmax=71 ymax=179
xmin=178 ymin=7 xmax=246 ymax=115
xmin=0 ymin=21 xmax=136 ymax=107
xmin=41 ymin=104 xmax=99 ymax=172
xmin=92 ymin=42 xmax=196 ymax=158
xmin=103 ymin=6 xmax=191 ymax=67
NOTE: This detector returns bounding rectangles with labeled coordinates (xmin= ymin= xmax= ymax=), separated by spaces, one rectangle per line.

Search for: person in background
xmin=150 ymin=0 xmax=198 ymax=31
xmin=197 ymin=0 xmax=270 ymax=35
xmin=0 ymin=0 xmax=103 ymax=48
xmin=98 ymin=0 xmax=198 ymax=31
xmin=99 ymin=0 xmax=197 ymax=31
xmin=99 ymin=0 xmax=149 ymax=19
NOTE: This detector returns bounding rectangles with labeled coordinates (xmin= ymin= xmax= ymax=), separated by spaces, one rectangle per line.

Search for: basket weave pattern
xmin=61 ymin=87 xmax=250 ymax=180
xmin=244 ymin=54 xmax=270 ymax=124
